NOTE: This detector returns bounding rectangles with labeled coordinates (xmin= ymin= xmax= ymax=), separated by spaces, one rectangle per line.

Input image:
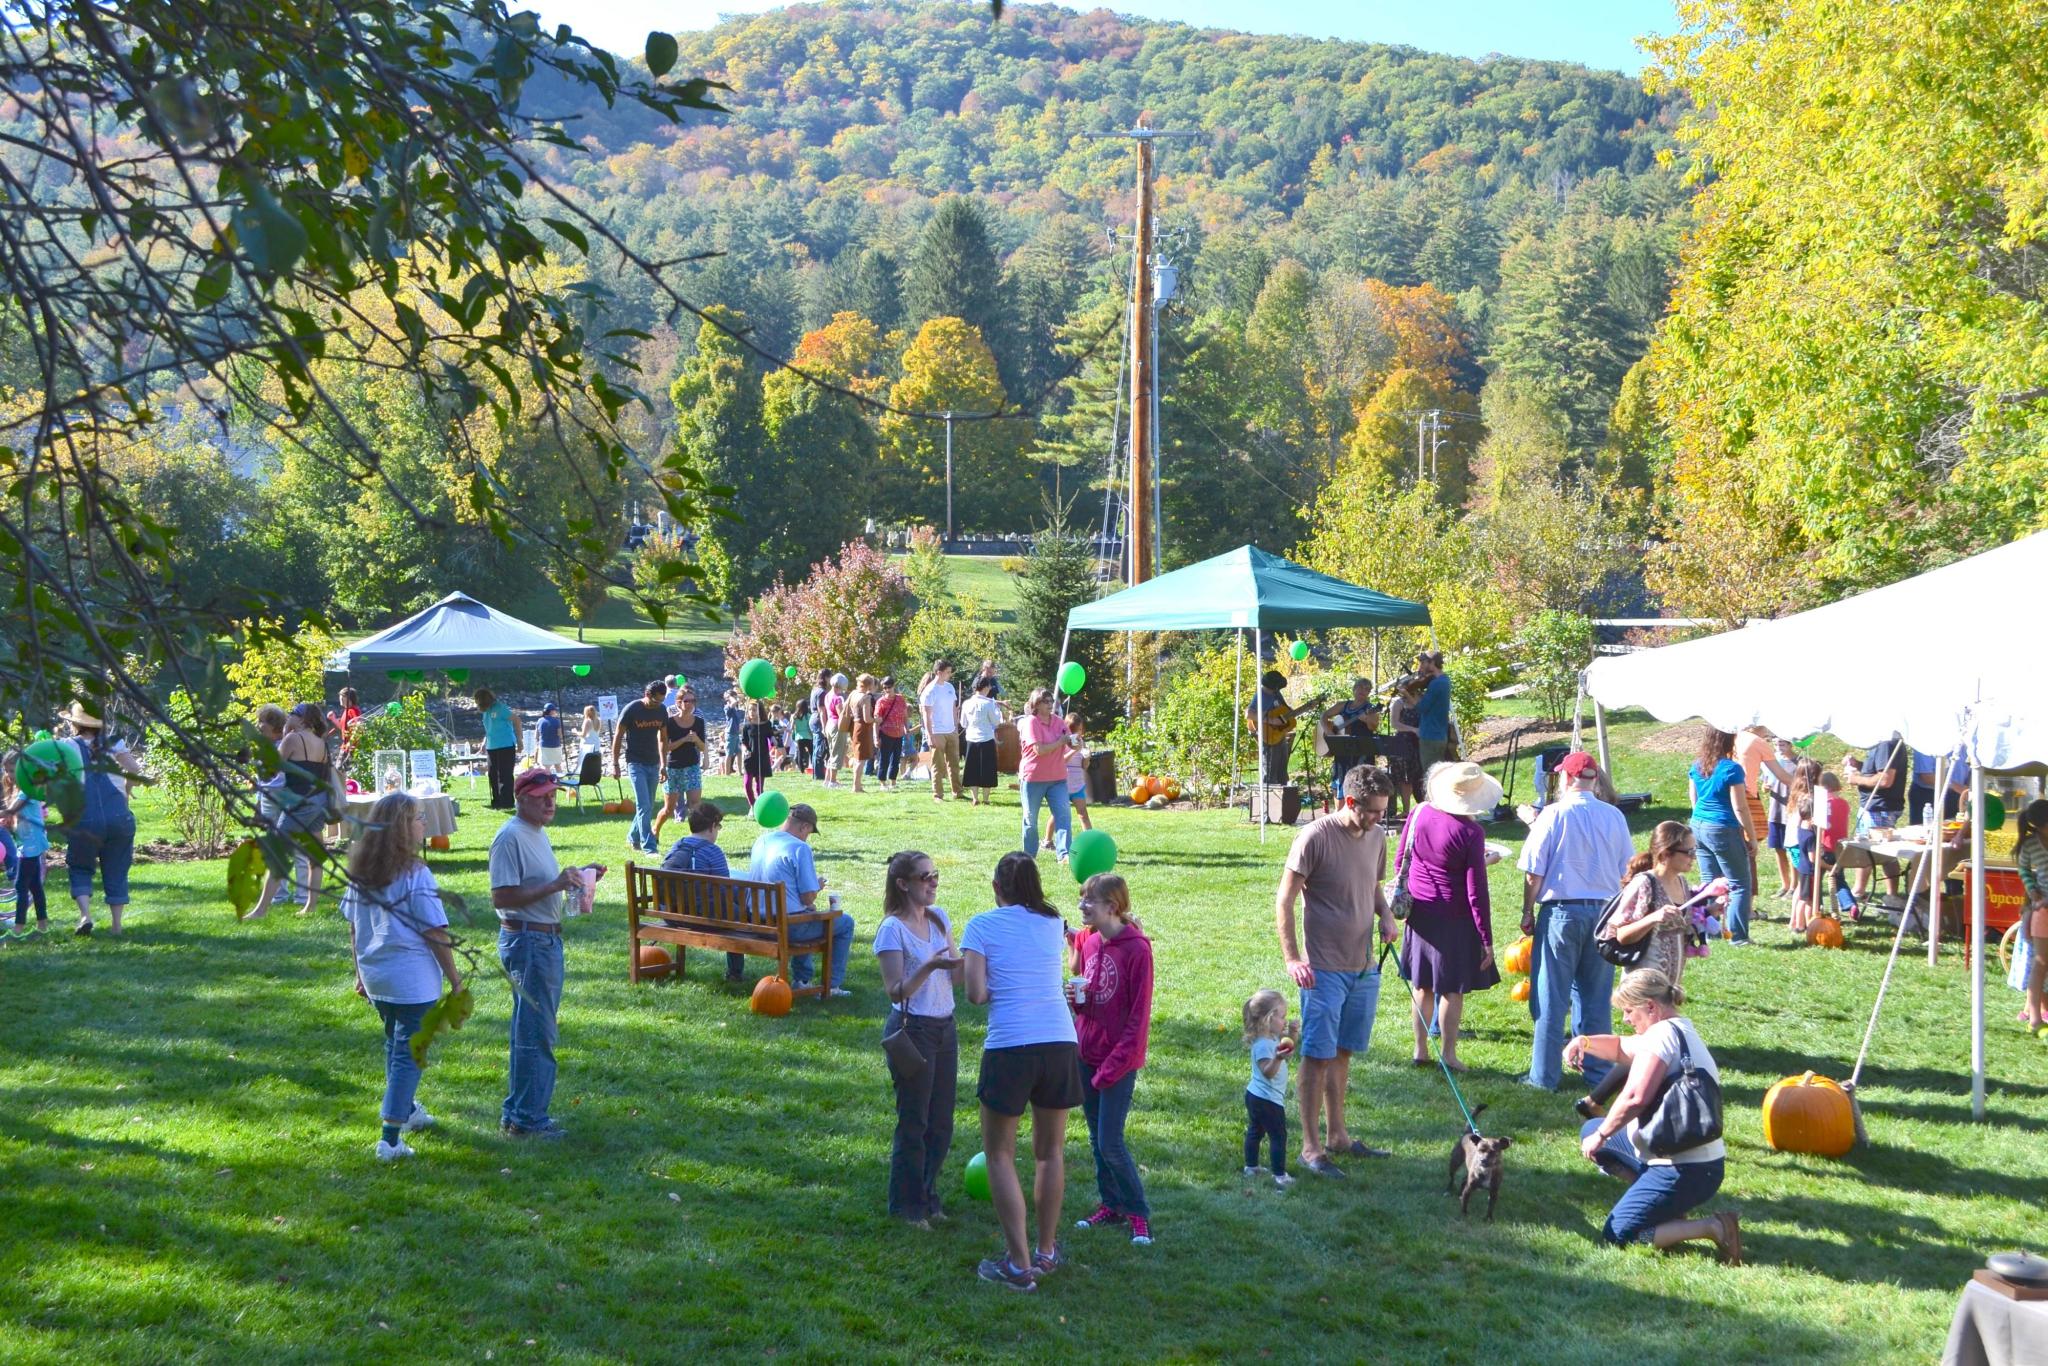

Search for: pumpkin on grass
xmin=637 ymin=944 xmax=674 ymax=972
xmin=1807 ymin=915 xmax=1845 ymax=949
xmin=1761 ymin=1071 xmax=1855 ymax=1156
xmin=750 ymin=975 xmax=793 ymax=1017
xmin=1162 ymin=778 xmax=1183 ymax=801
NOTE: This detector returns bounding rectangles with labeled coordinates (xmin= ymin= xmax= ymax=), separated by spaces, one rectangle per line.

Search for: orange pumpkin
xmin=1509 ymin=979 xmax=1530 ymax=1002
xmin=750 ymin=975 xmax=793 ymax=1017
xmin=637 ymin=944 xmax=673 ymax=971
xmin=1130 ymin=785 xmax=1152 ymax=806
xmin=1504 ymin=935 xmax=1534 ymax=975
xmin=427 ymin=835 xmax=451 ymax=851
xmin=1807 ymin=916 xmax=1845 ymax=949
xmin=1761 ymin=1071 xmax=1855 ymax=1157
xmin=1162 ymin=778 xmax=1183 ymax=801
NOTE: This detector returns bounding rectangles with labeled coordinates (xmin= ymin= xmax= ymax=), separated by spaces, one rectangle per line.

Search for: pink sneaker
xmin=1074 ymin=1204 xmax=1125 ymax=1230
xmin=1128 ymin=1215 xmax=1153 ymax=1246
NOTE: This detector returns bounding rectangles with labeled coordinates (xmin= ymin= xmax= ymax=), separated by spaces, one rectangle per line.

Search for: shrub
xmin=900 ymin=593 xmax=996 ymax=685
xmin=630 ymin=532 xmax=702 ymax=637
xmin=1515 ymin=609 xmax=1595 ymax=723
xmin=143 ymin=688 xmax=239 ymax=855
xmin=726 ymin=541 xmax=913 ymax=701
xmin=1103 ymin=645 xmax=1262 ymax=804
xmin=224 ymin=623 xmax=342 ymax=715
xmin=345 ymin=695 xmax=449 ymax=792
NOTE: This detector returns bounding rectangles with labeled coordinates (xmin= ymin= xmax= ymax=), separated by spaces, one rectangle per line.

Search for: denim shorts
xmin=1066 ymin=783 xmax=1087 ymax=804
xmin=1766 ymin=818 xmax=1785 ymax=850
xmin=1299 ymin=966 xmax=1379 ymax=1059
xmin=665 ymin=765 xmax=702 ymax=797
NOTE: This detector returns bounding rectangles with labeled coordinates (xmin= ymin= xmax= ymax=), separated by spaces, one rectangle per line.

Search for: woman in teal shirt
xmin=476 ymin=687 xmax=518 ymax=811
xmin=1687 ymin=727 xmax=1755 ymax=945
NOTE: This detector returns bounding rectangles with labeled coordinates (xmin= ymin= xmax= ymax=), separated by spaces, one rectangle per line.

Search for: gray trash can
xmin=1085 ymin=749 xmax=1118 ymax=804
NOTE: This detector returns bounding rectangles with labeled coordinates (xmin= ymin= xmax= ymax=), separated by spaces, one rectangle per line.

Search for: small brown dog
xmin=1444 ymin=1104 xmax=1512 ymax=1221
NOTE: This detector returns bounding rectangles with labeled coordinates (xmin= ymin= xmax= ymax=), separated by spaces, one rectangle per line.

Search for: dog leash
xmin=1384 ymin=940 xmax=1485 ymax=1138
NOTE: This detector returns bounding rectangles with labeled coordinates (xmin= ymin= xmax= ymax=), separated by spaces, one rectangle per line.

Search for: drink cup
xmin=828 ymin=891 xmax=843 ymax=914
xmin=575 ymin=867 xmax=596 ymax=916
xmin=1067 ymin=976 xmax=1087 ymax=1006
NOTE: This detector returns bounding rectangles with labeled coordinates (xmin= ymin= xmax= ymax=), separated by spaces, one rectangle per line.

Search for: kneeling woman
xmin=1566 ymin=969 xmax=1741 ymax=1263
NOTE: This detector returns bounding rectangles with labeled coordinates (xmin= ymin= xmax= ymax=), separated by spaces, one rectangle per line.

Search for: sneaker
xmin=976 ymin=1256 xmax=1036 ymax=1292
xmin=1030 ymin=1245 xmax=1065 ymax=1278
xmin=1273 ymin=1172 xmax=1294 ymax=1189
xmin=1128 ymin=1215 xmax=1152 ymax=1246
xmin=1075 ymin=1203 xmax=1126 ymax=1230
xmin=374 ymin=1138 xmax=415 ymax=1162
xmin=401 ymin=1102 xmax=436 ymax=1133
xmin=502 ymin=1120 xmax=569 ymax=1141
xmin=1242 ymin=1165 xmax=1264 ymax=1180
xmin=826 ymin=987 xmax=853 ymax=999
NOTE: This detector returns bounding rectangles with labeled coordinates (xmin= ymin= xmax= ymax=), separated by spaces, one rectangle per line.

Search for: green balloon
xmin=1794 ymin=735 xmax=1818 ymax=750
xmin=1056 ymin=661 xmax=1086 ymax=695
xmin=1068 ymin=829 xmax=1118 ymax=883
xmin=1984 ymin=794 xmax=2007 ymax=832
xmin=32 ymin=729 xmax=50 ymax=742
xmin=785 ymin=665 xmax=799 ymax=681
xmin=446 ymin=668 xmax=469 ymax=684
xmin=752 ymin=790 xmax=789 ymax=828
xmin=963 ymin=1151 xmax=991 ymax=1202
xmin=17 ymin=736 xmax=79 ymax=802
xmin=385 ymin=701 xmax=402 ymax=716
xmin=1290 ymin=639 xmax=1310 ymax=661
xmin=571 ymin=664 xmax=592 ymax=677
xmin=739 ymin=657 xmax=776 ymax=701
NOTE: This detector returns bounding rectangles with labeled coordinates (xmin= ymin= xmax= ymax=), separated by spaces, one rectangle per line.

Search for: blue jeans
xmin=499 ymin=929 xmax=564 ymax=1130
xmin=1580 ymin=1119 xmax=1725 ymax=1244
xmin=1692 ymin=819 xmax=1753 ymax=942
xmin=1022 ymin=781 xmax=1071 ymax=859
xmin=627 ymin=762 xmax=661 ymax=852
xmin=1081 ymin=1069 xmax=1149 ymax=1217
xmin=1526 ymin=900 xmax=1616 ymax=1091
xmin=877 ymin=734 xmax=904 ymax=783
xmin=790 ymin=910 xmax=856 ymax=991
xmin=375 ymin=999 xmax=434 ymax=1125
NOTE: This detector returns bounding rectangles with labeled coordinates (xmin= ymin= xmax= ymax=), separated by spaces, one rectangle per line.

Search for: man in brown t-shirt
xmin=1276 ymin=765 xmax=1396 ymax=1176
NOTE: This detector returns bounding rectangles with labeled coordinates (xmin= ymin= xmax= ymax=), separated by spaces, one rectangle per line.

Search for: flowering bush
xmin=725 ymin=541 xmax=913 ymax=702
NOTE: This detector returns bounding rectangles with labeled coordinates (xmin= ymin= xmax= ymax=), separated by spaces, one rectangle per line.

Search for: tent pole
xmin=1570 ymin=673 xmax=1585 ymax=750
xmin=1928 ymin=752 xmax=1948 ymax=966
xmin=1592 ymin=699 xmax=1612 ymax=778
xmin=1055 ymin=624 xmax=1072 ymax=716
xmin=1232 ymin=629 xmax=1244 ymax=814
xmin=1970 ymin=761 xmax=1986 ymax=1121
xmin=1372 ymin=628 xmax=1380 ymax=688
xmin=1256 ymin=627 xmax=1266 ymax=844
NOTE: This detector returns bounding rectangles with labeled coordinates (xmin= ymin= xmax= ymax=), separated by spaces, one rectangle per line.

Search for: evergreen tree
xmin=847 ymin=246 xmax=905 ymax=334
xmin=907 ymin=197 xmax=1010 ymax=379
xmin=1000 ymin=500 xmax=1115 ymax=729
xmin=670 ymin=309 xmax=783 ymax=611
xmin=1028 ymin=291 xmax=1122 ymax=523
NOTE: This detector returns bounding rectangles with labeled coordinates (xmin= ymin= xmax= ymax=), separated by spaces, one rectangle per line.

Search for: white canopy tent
xmin=1585 ymin=530 xmax=2048 ymax=1120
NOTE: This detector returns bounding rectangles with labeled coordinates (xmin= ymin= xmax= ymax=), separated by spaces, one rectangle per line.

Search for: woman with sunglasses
xmin=875 ymin=850 xmax=964 ymax=1228
xmin=1577 ymin=821 xmax=1705 ymax=1121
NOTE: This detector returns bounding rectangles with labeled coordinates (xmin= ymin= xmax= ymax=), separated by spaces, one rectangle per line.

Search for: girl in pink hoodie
xmin=1068 ymin=873 xmax=1156 ymax=1245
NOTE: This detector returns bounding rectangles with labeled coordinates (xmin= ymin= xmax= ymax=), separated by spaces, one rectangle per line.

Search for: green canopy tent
xmin=1061 ymin=545 xmax=1431 ymax=835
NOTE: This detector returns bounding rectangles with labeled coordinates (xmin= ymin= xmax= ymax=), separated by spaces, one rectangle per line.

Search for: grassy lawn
xmin=0 ymin=708 xmax=2038 ymax=1362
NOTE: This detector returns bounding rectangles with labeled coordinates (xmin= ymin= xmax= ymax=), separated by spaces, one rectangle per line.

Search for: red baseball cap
xmin=513 ymin=768 xmax=561 ymax=797
xmin=1557 ymin=751 xmax=1598 ymax=779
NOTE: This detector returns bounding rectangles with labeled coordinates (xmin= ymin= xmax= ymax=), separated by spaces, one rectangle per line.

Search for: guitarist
xmin=1247 ymin=670 xmax=1312 ymax=787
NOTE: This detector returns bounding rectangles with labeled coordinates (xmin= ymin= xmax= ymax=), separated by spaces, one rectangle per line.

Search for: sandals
xmin=1714 ymin=1210 xmax=1744 ymax=1266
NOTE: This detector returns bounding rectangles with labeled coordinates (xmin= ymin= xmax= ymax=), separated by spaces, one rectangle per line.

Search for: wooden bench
xmin=625 ymin=861 xmax=836 ymax=1000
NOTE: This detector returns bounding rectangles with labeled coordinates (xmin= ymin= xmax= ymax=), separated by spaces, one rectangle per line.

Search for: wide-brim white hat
xmin=1425 ymin=761 xmax=1502 ymax=817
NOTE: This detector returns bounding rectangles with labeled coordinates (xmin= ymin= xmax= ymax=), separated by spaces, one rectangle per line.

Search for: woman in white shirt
xmin=1566 ymin=969 xmax=1741 ymax=1263
xmin=343 ymin=792 xmax=463 ymax=1163
xmin=962 ymin=852 xmax=1082 ymax=1291
xmin=875 ymin=849 xmax=965 ymax=1227
xmin=959 ymin=678 xmax=1007 ymax=806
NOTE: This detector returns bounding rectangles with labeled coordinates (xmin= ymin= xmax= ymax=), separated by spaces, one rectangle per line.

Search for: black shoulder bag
xmin=1592 ymin=876 xmax=1646 ymax=968
xmin=1636 ymin=1022 xmax=1724 ymax=1157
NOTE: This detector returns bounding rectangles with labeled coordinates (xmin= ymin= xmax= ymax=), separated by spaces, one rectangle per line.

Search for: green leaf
xmin=645 ymin=31 xmax=679 ymax=78
xmin=541 ymin=217 xmax=589 ymax=255
xmin=227 ymin=839 xmax=266 ymax=920
xmin=193 ymin=257 xmax=232 ymax=307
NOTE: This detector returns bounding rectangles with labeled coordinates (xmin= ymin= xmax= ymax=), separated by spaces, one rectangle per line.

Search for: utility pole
xmin=942 ymin=410 xmax=955 ymax=541
xmin=1086 ymin=113 xmax=1194 ymax=588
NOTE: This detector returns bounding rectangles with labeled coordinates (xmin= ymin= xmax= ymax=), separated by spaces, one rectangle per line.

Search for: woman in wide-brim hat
xmin=1392 ymin=761 xmax=1504 ymax=1070
xmin=54 ymin=702 xmax=148 ymax=936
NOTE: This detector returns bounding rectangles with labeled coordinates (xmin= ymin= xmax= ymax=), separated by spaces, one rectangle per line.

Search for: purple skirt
xmin=1400 ymin=899 xmax=1500 ymax=995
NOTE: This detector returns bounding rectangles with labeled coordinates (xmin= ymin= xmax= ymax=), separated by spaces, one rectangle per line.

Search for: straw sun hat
xmin=1425 ymin=761 xmax=1502 ymax=817
xmin=58 ymin=702 xmax=104 ymax=729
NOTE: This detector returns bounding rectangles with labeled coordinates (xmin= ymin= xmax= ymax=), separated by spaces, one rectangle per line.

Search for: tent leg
xmin=1928 ymin=754 xmax=1948 ymax=966
xmin=1232 ymin=629 xmax=1243 ymax=815
xmin=1970 ymin=763 xmax=1986 ymax=1122
xmin=1256 ymin=628 xmax=1266 ymax=845
xmin=1054 ymin=625 xmax=1072 ymax=716
xmin=1847 ymin=839 xmax=1931 ymax=1093
xmin=1571 ymin=674 xmax=1585 ymax=751
xmin=1372 ymin=628 xmax=1380 ymax=688
xmin=1592 ymin=700 xmax=1612 ymax=779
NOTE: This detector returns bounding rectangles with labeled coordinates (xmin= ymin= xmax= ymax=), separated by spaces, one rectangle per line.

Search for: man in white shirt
xmin=919 ymin=658 xmax=963 ymax=802
xmin=1516 ymin=751 xmax=1635 ymax=1092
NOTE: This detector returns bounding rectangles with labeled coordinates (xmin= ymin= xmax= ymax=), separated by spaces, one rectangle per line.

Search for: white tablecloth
xmin=1946 ymin=1280 xmax=2048 ymax=1366
xmin=344 ymin=792 xmax=458 ymax=839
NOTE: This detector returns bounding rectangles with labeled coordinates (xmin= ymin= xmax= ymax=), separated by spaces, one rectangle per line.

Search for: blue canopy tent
xmin=336 ymin=592 xmax=600 ymax=672
xmin=1061 ymin=545 xmax=1430 ymax=834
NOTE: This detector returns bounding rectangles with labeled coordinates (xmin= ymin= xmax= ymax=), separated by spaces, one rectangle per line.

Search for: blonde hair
xmin=1243 ymin=988 xmax=1287 ymax=1043
xmin=1080 ymin=873 xmax=1131 ymax=923
xmin=345 ymin=791 xmax=422 ymax=892
xmin=1613 ymin=969 xmax=1685 ymax=1013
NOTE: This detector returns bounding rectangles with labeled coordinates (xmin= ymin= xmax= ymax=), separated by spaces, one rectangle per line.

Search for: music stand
xmin=1324 ymin=736 xmax=1379 ymax=764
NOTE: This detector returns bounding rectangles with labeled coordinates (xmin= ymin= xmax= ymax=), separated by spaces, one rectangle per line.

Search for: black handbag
xmin=1636 ymin=1022 xmax=1723 ymax=1157
xmin=1593 ymin=877 xmax=1647 ymax=968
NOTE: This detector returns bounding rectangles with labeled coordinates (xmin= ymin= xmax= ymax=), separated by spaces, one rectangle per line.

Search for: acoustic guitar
xmin=1260 ymin=698 xmax=1319 ymax=747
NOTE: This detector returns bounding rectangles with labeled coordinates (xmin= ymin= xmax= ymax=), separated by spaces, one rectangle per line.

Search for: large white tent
xmin=1585 ymin=530 xmax=2048 ymax=1120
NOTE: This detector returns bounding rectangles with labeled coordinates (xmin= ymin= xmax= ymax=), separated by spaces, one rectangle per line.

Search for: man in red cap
xmin=490 ymin=768 xmax=603 ymax=1139
xmin=1515 ymin=751 xmax=1635 ymax=1092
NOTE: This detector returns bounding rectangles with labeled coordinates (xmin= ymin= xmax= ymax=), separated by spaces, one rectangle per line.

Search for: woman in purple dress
xmin=1396 ymin=761 xmax=1502 ymax=1071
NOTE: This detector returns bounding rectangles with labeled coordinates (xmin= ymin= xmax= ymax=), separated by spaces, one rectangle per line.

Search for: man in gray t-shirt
xmin=491 ymin=769 xmax=601 ymax=1139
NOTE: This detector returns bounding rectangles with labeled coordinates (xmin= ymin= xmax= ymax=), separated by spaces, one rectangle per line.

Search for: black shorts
xmin=976 ymin=1042 xmax=1083 ymax=1117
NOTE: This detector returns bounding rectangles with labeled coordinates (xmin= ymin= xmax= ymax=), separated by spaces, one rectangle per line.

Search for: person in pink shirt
xmin=1018 ymin=688 xmax=1072 ymax=860
xmin=1068 ymin=873 xmax=1155 ymax=1245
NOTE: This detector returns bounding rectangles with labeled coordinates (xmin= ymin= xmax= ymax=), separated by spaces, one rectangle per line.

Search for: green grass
xmin=1 ymin=708 xmax=2039 ymax=1362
